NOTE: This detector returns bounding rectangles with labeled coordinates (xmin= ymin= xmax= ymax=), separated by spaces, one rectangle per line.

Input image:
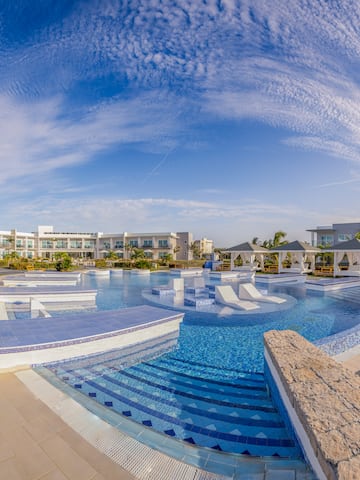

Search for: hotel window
xmin=114 ymin=241 xmax=123 ymax=249
xmin=143 ymin=240 xmax=153 ymax=247
xmin=84 ymin=241 xmax=95 ymax=248
xmin=27 ymin=241 xmax=33 ymax=248
xmin=158 ymin=240 xmax=168 ymax=248
xmin=16 ymin=240 xmax=23 ymax=248
xmin=103 ymin=241 xmax=110 ymax=249
xmin=56 ymin=240 xmax=67 ymax=249
xmin=70 ymin=240 xmax=82 ymax=248
xmin=129 ymin=240 xmax=138 ymax=247
xmin=319 ymin=235 xmax=333 ymax=246
xmin=41 ymin=240 xmax=53 ymax=248
xmin=338 ymin=234 xmax=353 ymax=242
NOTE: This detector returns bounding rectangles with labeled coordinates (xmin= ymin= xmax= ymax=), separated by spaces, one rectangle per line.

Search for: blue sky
xmin=0 ymin=0 xmax=360 ymax=246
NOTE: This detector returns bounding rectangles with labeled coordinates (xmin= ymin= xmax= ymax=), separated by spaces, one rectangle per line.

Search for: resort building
xmin=0 ymin=226 xmax=207 ymax=261
xmin=307 ymin=222 xmax=360 ymax=246
xmin=193 ymin=237 xmax=214 ymax=257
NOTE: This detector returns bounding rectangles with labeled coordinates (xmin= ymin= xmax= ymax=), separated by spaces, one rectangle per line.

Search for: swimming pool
xmin=79 ymin=271 xmax=360 ymax=373
xmin=37 ymin=271 xmax=359 ymax=477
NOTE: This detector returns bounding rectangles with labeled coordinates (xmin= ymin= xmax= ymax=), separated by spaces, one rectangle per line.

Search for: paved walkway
xmin=0 ymin=369 xmax=135 ymax=480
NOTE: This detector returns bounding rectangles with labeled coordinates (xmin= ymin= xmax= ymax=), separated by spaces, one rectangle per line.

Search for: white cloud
xmin=0 ymin=92 xmax=183 ymax=184
xmin=1 ymin=1 xmax=360 ymax=166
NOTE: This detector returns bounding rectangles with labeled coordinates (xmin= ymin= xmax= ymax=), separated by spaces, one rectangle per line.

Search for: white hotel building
xmin=0 ymin=226 xmax=198 ymax=261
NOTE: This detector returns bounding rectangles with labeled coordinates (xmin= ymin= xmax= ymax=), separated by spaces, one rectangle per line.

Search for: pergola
xmin=326 ymin=238 xmax=360 ymax=277
xmin=223 ymin=242 xmax=269 ymax=271
xmin=270 ymin=240 xmax=320 ymax=274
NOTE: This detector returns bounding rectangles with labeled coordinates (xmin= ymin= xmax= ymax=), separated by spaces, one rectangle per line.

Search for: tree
xmin=252 ymin=237 xmax=259 ymax=245
xmin=131 ymin=248 xmax=145 ymax=261
xmin=54 ymin=252 xmax=72 ymax=271
xmin=272 ymin=230 xmax=288 ymax=248
xmin=105 ymin=250 xmax=118 ymax=265
xmin=261 ymin=230 xmax=288 ymax=249
xmin=4 ymin=251 xmax=20 ymax=268
xmin=189 ymin=242 xmax=201 ymax=259
xmin=355 ymin=232 xmax=360 ymax=240
xmin=124 ymin=243 xmax=134 ymax=260
xmin=159 ymin=253 xmax=173 ymax=266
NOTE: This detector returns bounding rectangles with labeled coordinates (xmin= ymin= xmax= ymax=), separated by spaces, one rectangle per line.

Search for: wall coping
xmin=264 ymin=330 xmax=360 ymax=480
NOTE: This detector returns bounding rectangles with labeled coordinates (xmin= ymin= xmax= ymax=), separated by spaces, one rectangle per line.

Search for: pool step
xmin=54 ymin=358 xmax=302 ymax=459
xmin=158 ymin=355 xmax=265 ymax=385
xmin=328 ymin=286 xmax=360 ymax=304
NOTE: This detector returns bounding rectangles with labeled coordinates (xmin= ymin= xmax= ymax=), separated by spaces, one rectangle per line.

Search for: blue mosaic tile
xmin=164 ymin=429 xmax=176 ymax=437
xmin=142 ymin=420 xmax=152 ymax=427
xmin=122 ymin=410 xmax=132 ymax=417
xmin=211 ymin=444 xmax=222 ymax=451
xmin=104 ymin=401 xmax=113 ymax=407
xmin=184 ymin=437 xmax=196 ymax=444
xmin=88 ymin=392 xmax=97 ymax=397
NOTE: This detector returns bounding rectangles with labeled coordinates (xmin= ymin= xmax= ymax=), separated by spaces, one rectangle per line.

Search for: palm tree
xmin=272 ymin=230 xmax=287 ymax=248
xmin=252 ymin=237 xmax=259 ymax=245
xmin=124 ymin=243 xmax=134 ymax=260
xmin=261 ymin=230 xmax=288 ymax=249
xmin=4 ymin=250 xmax=20 ymax=268
xmin=131 ymin=248 xmax=145 ymax=261
xmin=189 ymin=242 xmax=201 ymax=260
xmin=105 ymin=250 xmax=118 ymax=266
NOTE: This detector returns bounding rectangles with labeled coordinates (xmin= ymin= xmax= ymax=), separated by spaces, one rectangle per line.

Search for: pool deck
xmin=0 ymin=368 xmax=136 ymax=480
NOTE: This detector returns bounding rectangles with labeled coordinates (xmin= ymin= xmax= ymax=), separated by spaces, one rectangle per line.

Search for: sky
xmin=0 ymin=0 xmax=360 ymax=247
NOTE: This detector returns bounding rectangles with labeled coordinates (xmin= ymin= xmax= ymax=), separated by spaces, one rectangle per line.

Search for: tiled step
xmin=56 ymin=361 xmax=301 ymax=459
xmin=328 ymin=287 xmax=360 ymax=304
xmin=157 ymin=355 xmax=265 ymax=385
xmin=72 ymin=376 xmax=301 ymax=458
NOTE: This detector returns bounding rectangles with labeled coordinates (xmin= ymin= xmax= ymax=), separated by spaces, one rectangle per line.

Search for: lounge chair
xmin=238 ymin=283 xmax=286 ymax=304
xmin=215 ymin=285 xmax=259 ymax=311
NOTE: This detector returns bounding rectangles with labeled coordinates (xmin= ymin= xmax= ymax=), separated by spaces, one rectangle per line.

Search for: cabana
xmin=270 ymin=241 xmax=320 ymax=274
xmin=223 ymin=242 xmax=269 ymax=271
xmin=326 ymin=238 xmax=360 ymax=277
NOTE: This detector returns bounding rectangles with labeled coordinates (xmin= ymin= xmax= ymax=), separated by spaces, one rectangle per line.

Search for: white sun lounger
xmin=238 ymin=283 xmax=286 ymax=304
xmin=215 ymin=285 xmax=259 ymax=311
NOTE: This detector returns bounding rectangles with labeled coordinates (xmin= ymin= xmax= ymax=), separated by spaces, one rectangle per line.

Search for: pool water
xmin=81 ymin=271 xmax=360 ymax=373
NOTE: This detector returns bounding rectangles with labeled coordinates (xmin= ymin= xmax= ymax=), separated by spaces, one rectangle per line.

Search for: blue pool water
xmin=80 ymin=271 xmax=360 ymax=372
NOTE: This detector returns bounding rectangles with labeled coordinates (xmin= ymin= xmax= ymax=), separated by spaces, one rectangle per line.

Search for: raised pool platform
xmin=305 ymin=276 xmax=360 ymax=292
xmin=0 ymin=286 xmax=97 ymax=304
xmin=170 ymin=268 xmax=204 ymax=276
xmin=0 ymin=305 xmax=184 ymax=369
xmin=142 ymin=288 xmax=296 ymax=315
xmin=255 ymin=273 xmax=306 ymax=284
xmin=2 ymin=274 xmax=79 ymax=287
